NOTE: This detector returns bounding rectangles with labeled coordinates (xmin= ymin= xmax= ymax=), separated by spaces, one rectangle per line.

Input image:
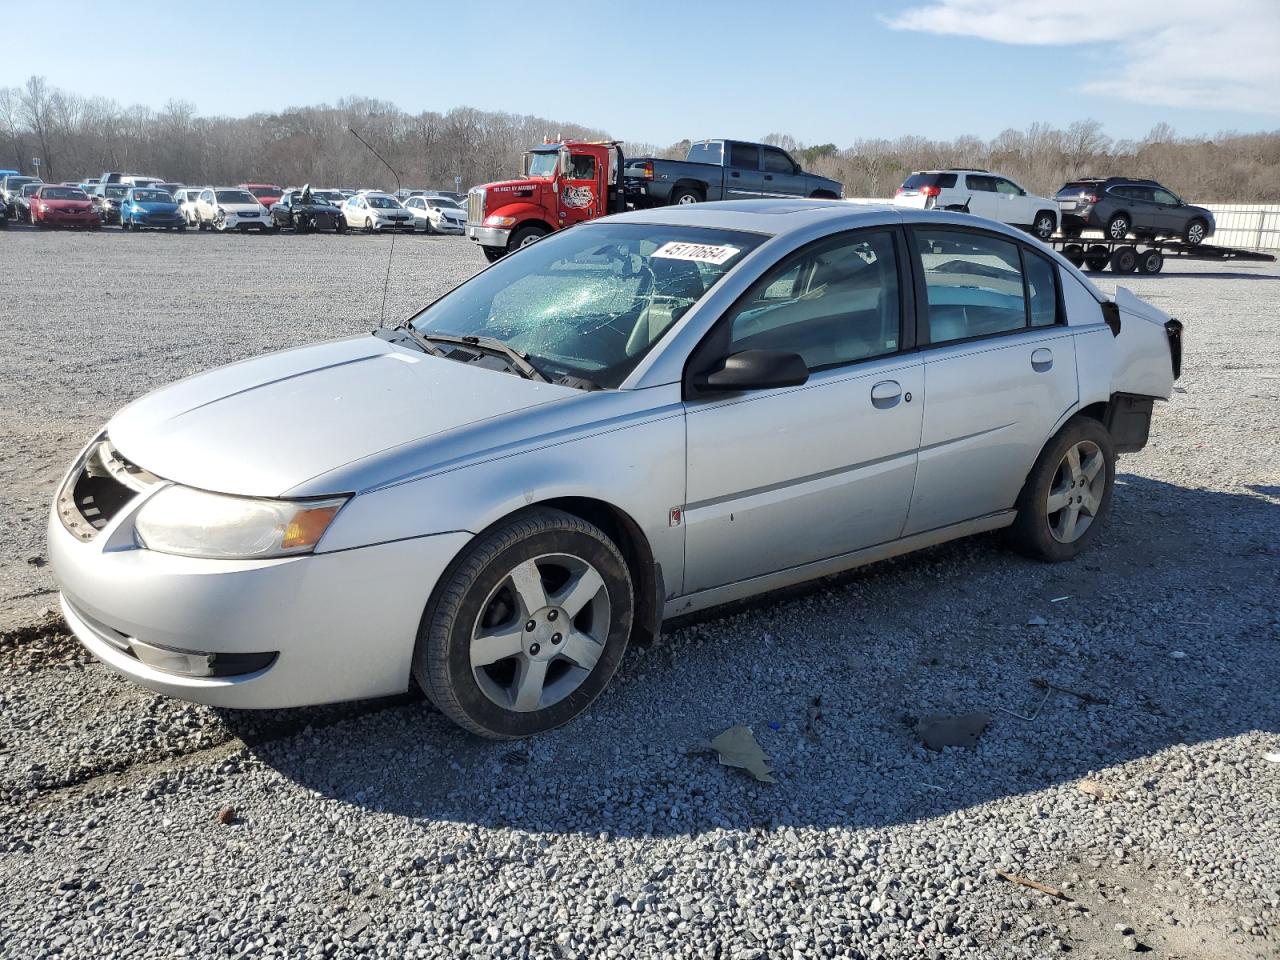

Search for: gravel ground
xmin=0 ymin=225 xmax=1277 ymax=959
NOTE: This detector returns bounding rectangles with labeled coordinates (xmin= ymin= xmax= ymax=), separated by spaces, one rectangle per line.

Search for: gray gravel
xmin=1 ymin=226 xmax=1278 ymax=959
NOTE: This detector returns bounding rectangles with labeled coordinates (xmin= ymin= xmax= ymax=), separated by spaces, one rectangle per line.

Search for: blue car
xmin=120 ymin=188 xmax=186 ymax=232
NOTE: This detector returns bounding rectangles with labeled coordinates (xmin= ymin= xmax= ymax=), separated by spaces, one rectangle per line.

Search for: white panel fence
xmin=844 ymin=199 xmax=1280 ymax=252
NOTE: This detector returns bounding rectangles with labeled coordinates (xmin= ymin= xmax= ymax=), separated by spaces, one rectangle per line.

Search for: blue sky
xmin=7 ymin=0 xmax=1278 ymax=146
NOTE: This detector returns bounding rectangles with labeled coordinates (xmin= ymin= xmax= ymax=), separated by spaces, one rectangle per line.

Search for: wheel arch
xmin=671 ymin=179 xmax=707 ymax=200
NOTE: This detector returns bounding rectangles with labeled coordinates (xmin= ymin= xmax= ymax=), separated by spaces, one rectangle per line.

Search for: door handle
xmin=1031 ymin=347 xmax=1053 ymax=372
xmin=730 ymin=171 xmax=740 ymax=178
xmin=871 ymin=380 xmax=902 ymax=408
xmin=764 ymin=174 xmax=773 ymax=180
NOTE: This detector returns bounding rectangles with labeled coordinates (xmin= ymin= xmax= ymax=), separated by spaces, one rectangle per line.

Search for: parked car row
xmin=892 ymin=169 xmax=1215 ymax=245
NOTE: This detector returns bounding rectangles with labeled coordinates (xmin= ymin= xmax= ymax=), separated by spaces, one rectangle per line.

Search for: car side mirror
xmin=693 ymin=349 xmax=809 ymax=393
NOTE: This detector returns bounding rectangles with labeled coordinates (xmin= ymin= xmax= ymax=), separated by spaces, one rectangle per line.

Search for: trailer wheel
xmin=1084 ymin=245 xmax=1110 ymax=271
xmin=669 ymin=187 xmax=700 ymax=205
xmin=1110 ymin=246 xmax=1137 ymax=274
xmin=1136 ymin=249 xmax=1164 ymax=274
xmin=1183 ymin=219 xmax=1207 ymax=246
xmin=1063 ymin=243 xmax=1085 ymax=267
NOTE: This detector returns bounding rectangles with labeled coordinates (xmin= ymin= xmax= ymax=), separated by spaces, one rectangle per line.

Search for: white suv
xmin=894 ymin=170 xmax=1059 ymax=240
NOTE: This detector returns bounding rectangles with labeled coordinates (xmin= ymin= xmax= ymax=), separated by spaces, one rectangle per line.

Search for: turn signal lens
xmin=282 ymin=504 xmax=342 ymax=550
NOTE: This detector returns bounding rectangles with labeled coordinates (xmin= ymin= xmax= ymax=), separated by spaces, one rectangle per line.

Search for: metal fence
xmin=844 ymin=199 xmax=1280 ymax=251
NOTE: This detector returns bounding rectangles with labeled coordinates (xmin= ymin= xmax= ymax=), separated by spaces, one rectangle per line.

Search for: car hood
xmin=107 ymin=335 xmax=579 ymax=498
xmin=223 ymin=202 xmax=264 ymax=214
xmin=41 ymin=199 xmax=93 ymax=210
xmin=131 ymin=201 xmax=180 ymax=213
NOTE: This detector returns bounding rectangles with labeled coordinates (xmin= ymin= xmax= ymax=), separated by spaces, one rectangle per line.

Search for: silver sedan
xmin=48 ymin=201 xmax=1182 ymax=738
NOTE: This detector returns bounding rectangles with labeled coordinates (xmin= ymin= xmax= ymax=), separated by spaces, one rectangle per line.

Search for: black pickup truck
xmin=624 ymin=139 xmax=843 ymax=207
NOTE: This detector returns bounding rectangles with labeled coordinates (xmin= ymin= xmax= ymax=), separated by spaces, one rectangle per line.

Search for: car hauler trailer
xmin=1051 ymin=236 xmax=1275 ymax=274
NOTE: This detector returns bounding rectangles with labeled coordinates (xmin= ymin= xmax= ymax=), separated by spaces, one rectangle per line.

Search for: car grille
xmin=467 ymin=188 xmax=484 ymax=225
xmin=57 ymin=439 xmax=160 ymax=542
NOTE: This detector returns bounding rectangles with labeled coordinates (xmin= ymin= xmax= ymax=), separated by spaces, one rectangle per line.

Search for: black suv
xmin=1056 ymin=178 xmax=1215 ymax=245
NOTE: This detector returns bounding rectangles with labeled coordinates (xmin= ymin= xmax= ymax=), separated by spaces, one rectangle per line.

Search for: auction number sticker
xmin=652 ymin=241 xmax=740 ymax=265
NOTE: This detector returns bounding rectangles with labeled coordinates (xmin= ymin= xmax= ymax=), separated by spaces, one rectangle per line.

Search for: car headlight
xmin=134 ymin=485 xmax=347 ymax=560
xmin=485 ymin=215 xmax=517 ymax=227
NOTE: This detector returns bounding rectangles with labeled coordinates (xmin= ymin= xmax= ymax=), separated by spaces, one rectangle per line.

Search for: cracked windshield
xmin=411 ymin=223 xmax=764 ymax=387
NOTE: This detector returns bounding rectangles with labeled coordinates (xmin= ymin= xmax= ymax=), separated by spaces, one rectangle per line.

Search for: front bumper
xmin=48 ymin=483 xmax=470 ymax=709
xmin=40 ymin=210 xmax=99 ymax=226
xmin=466 ymin=224 xmax=511 ymax=247
xmin=373 ymin=219 xmax=416 ymax=231
xmin=433 ymin=220 xmax=465 ymax=234
xmin=130 ymin=214 xmax=185 ymax=229
xmin=222 ymin=213 xmax=271 ymax=230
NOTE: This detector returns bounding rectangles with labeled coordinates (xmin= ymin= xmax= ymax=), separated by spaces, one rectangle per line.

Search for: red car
xmin=31 ymin=185 xmax=100 ymax=228
xmin=239 ymin=182 xmax=283 ymax=209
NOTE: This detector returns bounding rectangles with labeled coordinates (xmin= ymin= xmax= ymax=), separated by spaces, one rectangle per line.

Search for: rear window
xmin=902 ymin=173 xmax=957 ymax=190
xmin=686 ymin=141 xmax=723 ymax=165
xmin=1055 ymin=182 xmax=1096 ymax=198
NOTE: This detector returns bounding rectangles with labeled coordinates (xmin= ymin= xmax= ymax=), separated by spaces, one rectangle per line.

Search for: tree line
xmin=2 ymin=77 xmax=1277 ymax=202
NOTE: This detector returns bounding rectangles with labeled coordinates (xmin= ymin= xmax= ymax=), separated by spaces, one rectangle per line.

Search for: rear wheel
xmin=1136 ymin=248 xmax=1163 ymax=274
xmin=1032 ymin=211 xmax=1056 ymax=240
xmin=414 ymin=508 xmax=634 ymax=739
xmin=1110 ymin=246 xmax=1137 ymax=273
xmin=669 ymin=187 xmax=700 ymax=205
xmin=1183 ymin=218 xmax=1207 ymax=246
xmin=508 ymin=224 xmax=549 ymax=252
xmin=1106 ymin=214 xmax=1130 ymax=241
xmin=1084 ymin=244 xmax=1110 ymax=271
xmin=1007 ymin=416 xmax=1115 ymax=562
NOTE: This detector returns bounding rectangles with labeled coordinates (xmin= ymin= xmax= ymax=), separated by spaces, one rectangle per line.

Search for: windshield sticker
xmin=652 ymin=241 xmax=741 ymax=265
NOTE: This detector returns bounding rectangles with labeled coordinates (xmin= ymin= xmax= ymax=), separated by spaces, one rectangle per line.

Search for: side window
xmin=937 ymin=173 xmax=958 ymax=188
xmin=201 ymin=190 xmax=214 ymax=203
xmin=966 ymin=175 xmax=997 ymax=192
xmin=726 ymin=231 xmax=901 ymax=371
xmin=916 ymin=229 xmax=1027 ymax=344
xmin=1152 ymin=188 xmax=1178 ymax=205
xmin=729 ymin=142 xmax=759 ymax=170
xmin=569 ymin=154 xmax=596 ymax=180
xmin=995 ymin=178 xmax=1023 ymax=196
xmin=1023 ymin=250 xmax=1060 ymax=327
xmin=762 ymin=147 xmax=794 ymax=174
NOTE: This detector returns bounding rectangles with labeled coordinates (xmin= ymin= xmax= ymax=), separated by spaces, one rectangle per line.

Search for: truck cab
xmin=465 ymin=140 xmax=625 ymax=262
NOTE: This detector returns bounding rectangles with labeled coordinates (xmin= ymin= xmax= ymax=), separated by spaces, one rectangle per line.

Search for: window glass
xmin=729 ymin=143 xmax=758 ymax=169
xmin=1152 ymin=188 xmax=1178 ymax=205
xmin=937 ymin=173 xmax=958 ymax=188
xmin=568 ymin=154 xmax=596 ymax=180
xmin=762 ymin=148 xmax=794 ymax=174
xmin=687 ymin=141 xmax=723 ymax=165
xmin=1024 ymin=250 xmax=1059 ymax=327
xmin=966 ymin=175 xmax=997 ymax=192
xmin=994 ymin=178 xmax=1023 ymax=195
xmin=917 ymin=229 xmax=1027 ymax=343
xmin=725 ymin=231 xmax=901 ymax=371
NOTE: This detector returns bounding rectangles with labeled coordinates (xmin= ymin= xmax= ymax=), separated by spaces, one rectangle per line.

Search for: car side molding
xmin=663 ymin=511 xmax=1017 ymax=620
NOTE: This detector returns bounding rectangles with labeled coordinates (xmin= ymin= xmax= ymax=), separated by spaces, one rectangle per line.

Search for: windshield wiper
xmin=379 ymin=322 xmax=447 ymax=358
xmin=417 ymin=332 xmax=550 ymax=383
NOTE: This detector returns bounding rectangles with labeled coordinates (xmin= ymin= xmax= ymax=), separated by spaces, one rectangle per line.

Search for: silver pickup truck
xmin=625 ymin=139 xmax=843 ymax=207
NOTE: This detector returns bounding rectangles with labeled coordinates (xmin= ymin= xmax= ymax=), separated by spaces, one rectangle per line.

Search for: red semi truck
xmin=464 ymin=139 xmax=627 ymax=262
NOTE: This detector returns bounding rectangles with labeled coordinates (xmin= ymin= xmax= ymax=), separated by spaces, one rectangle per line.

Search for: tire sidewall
xmin=421 ymin=523 xmax=633 ymax=738
xmin=1013 ymin=417 xmax=1116 ymax=562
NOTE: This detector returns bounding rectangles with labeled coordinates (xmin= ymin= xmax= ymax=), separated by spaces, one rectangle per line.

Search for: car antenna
xmin=348 ymin=126 xmax=402 ymax=329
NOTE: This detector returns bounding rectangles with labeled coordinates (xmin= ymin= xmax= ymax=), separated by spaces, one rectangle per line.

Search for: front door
xmin=903 ymin=227 xmax=1079 ymax=534
xmin=761 ymin=145 xmax=805 ymax=198
xmin=1150 ymin=186 xmax=1185 ymax=236
xmin=682 ymin=228 xmax=922 ymax=594
xmin=558 ymin=151 xmax=603 ymax=227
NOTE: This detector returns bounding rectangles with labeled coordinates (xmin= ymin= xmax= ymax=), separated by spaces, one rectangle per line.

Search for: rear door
xmin=724 ymin=141 xmax=763 ymax=200
xmin=962 ymin=174 xmax=999 ymax=219
xmin=903 ymin=226 xmax=1077 ymax=535
xmin=761 ymin=145 xmax=805 ymax=198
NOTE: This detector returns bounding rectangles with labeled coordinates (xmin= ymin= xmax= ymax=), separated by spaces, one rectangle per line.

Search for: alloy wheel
xmin=1187 ymin=222 xmax=1204 ymax=244
xmin=1046 ymin=440 xmax=1106 ymax=543
xmin=470 ymin=553 xmax=610 ymax=713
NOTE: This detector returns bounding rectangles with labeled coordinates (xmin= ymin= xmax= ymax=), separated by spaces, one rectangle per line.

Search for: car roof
xmin=601 ymin=198 xmax=900 ymax=235
xmin=913 ymin=168 xmax=990 ymax=174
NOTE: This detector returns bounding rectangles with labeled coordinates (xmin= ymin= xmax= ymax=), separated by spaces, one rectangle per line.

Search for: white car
xmin=171 ymin=188 xmax=208 ymax=227
xmin=342 ymin=192 xmax=416 ymax=232
xmin=405 ymin=194 xmax=465 ymax=234
xmin=894 ymin=170 xmax=1059 ymax=240
xmin=193 ymin=187 xmax=274 ymax=232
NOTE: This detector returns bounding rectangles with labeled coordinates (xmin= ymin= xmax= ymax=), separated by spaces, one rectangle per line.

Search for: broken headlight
xmin=134 ymin=486 xmax=347 ymax=560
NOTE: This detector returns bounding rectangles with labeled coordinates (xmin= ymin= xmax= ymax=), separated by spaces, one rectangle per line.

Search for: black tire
xmin=334 ymin=217 xmax=346 ymax=234
xmin=1105 ymin=214 xmax=1130 ymax=241
xmin=1110 ymin=246 xmax=1137 ymax=273
xmin=1063 ymin=243 xmax=1085 ymax=267
xmin=1136 ymin=248 xmax=1163 ymax=274
xmin=414 ymin=507 xmax=634 ymax=739
xmin=1183 ymin=218 xmax=1208 ymax=246
xmin=177 ymin=223 xmax=186 ymax=233
xmin=295 ymin=214 xmax=312 ymax=234
xmin=482 ymin=246 xmax=504 ymax=263
xmin=120 ymin=219 xmax=130 ymax=232
xmin=669 ymin=187 xmax=701 ymax=206
xmin=364 ymin=216 xmax=374 ymax=234
xmin=1032 ymin=211 xmax=1056 ymax=240
xmin=507 ymin=224 xmax=549 ymax=252
xmin=1007 ymin=416 xmax=1116 ymax=563
xmin=1084 ymin=244 xmax=1110 ymax=272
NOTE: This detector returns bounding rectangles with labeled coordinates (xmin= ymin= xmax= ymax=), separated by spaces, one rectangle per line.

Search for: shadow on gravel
xmin=217 ymin=475 xmax=1279 ymax=838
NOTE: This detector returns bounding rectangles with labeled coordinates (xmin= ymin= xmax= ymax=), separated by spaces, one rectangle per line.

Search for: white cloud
xmin=884 ymin=0 xmax=1280 ymax=114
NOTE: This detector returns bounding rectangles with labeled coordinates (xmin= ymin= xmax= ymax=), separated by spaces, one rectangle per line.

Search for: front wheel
xmin=1183 ymin=219 xmax=1207 ymax=246
xmin=1007 ymin=416 xmax=1115 ymax=562
xmin=507 ymin=224 xmax=549 ymax=252
xmin=120 ymin=219 xmax=130 ymax=231
xmin=334 ymin=218 xmax=346 ymax=234
xmin=481 ymin=246 xmax=504 ymax=263
xmin=414 ymin=508 xmax=634 ymax=739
